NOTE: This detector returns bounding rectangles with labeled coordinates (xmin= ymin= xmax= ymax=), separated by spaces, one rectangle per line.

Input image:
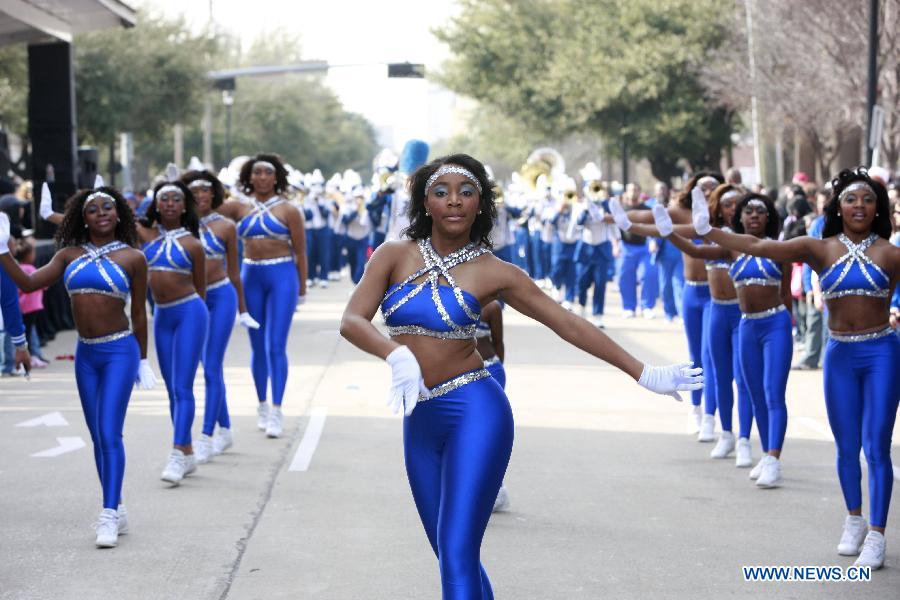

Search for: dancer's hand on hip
xmin=239 ymin=312 xmax=260 ymax=329
xmin=135 ymin=359 xmax=157 ymax=390
xmin=651 ymin=204 xmax=674 ymax=237
xmin=691 ymin=188 xmax=711 ymax=236
xmin=385 ymin=345 xmax=430 ymax=416
xmin=638 ymin=362 xmax=703 ymax=402
xmin=608 ymin=198 xmax=632 ymax=231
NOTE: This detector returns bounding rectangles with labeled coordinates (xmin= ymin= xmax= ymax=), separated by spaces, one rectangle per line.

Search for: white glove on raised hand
xmin=0 ymin=213 xmax=9 ymax=255
xmin=385 ymin=346 xmax=430 ymax=416
xmin=651 ymin=204 xmax=674 ymax=237
xmin=638 ymin=362 xmax=703 ymax=402
xmin=135 ymin=359 xmax=157 ymax=390
xmin=691 ymin=187 xmax=711 ymax=236
xmin=239 ymin=312 xmax=260 ymax=329
xmin=40 ymin=183 xmax=54 ymax=220
xmin=607 ymin=198 xmax=632 ymax=231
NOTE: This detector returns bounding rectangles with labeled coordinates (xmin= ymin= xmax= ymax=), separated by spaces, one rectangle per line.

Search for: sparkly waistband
xmin=829 ymin=326 xmax=895 ymax=343
xmin=243 ymin=255 xmax=294 ymax=266
xmin=742 ymin=305 xmax=786 ymax=320
xmin=156 ymin=292 xmax=200 ymax=309
xmin=822 ymin=289 xmax=890 ymax=300
xmin=483 ymin=356 xmax=501 ymax=367
xmin=420 ymin=368 xmax=492 ymax=401
xmin=78 ymin=330 xmax=133 ymax=345
xmin=207 ymin=277 xmax=231 ymax=291
xmin=734 ymin=279 xmax=780 ymax=288
xmin=711 ymin=297 xmax=740 ymax=305
xmin=387 ymin=324 xmax=476 ymax=340
xmin=474 ymin=328 xmax=492 ymax=339
xmin=684 ymin=280 xmax=709 ymax=287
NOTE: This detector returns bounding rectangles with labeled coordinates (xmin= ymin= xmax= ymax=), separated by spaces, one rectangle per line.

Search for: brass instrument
xmin=519 ymin=147 xmax=565 ymax=191
xmin=493 ymin=184 xmax=505 ymax=205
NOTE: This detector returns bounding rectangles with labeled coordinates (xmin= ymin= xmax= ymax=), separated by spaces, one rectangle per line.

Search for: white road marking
xmin=289 ymin=407 xmax=328 ymax=472
xmin=31 ymin=436 xmax=85 ymax=458
xmin=15 ymin=412 xmax=68 ymax=428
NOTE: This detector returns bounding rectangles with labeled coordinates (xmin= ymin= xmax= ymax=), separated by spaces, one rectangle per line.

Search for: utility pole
xmin=745 ymin=0 xmax=764 ymax=186
xmin=866 ymin=0 xmax=879 ymax=166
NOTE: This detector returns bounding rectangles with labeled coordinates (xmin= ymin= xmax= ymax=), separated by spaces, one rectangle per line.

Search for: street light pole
xmin=865 ymin=0 xmax=879 ymax=166
xmin=222 ymin=89 xmax=233 ymax=166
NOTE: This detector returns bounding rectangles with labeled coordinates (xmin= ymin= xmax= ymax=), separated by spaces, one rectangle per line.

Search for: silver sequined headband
xmin=253 ymin=161 xmax=276 ymax=173
xmin=83 ymin=191 xmax=114 ymax=213
xmin=719 ymin=190 xmax=741 ymax=203
xmin=746 ymin=198 xmax=767 ymax=209
xmin=188 ymin=179 xmax=213 ymax=189
xmin=838 ymin=181 xmax=875 ymax=202
xmin=697 ymin=176 xmax=719 ymax=188
xmin=157 ymin=184 xmax=184 ymax=199
xmin=425 ymin=165 xmax=483 ymax=195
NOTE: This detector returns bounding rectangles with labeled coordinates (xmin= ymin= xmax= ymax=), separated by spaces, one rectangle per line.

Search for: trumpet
xmin=586 ymin=180 xmax=607 ymax=201
xmin=493 ymin=184 xmax=505 ymax=205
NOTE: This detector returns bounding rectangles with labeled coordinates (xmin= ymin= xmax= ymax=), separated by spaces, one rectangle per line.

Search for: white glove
xmin=297 ymin=294 xmax=307 ymax=305
xmin=691 ymin=187 xmax=711 ymax=236
xmin=40 ymin=182 xmax=54 ymax=220
xmin=135 ymin=359 xmax=157 ymax=390
xmin=638 ymin=362 xmax=703 ymax=402
xmin=385 ymin=346 xmax=430 ymax=416
xmin=608 ymin=198 xmax=632 ymax=231
xmin=0 ymin=213 xmax=9 ymax=255
xmin=651 ymin=204 xmax=674 ymax=237
xmin=239 ymin=312 xmax=260 ymax=329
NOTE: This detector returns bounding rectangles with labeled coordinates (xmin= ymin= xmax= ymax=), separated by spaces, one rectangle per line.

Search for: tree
xmin=434 ymin=0 xmax=734 ymax=182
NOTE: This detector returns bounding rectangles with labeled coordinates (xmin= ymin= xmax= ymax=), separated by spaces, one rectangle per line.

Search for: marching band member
xmin=549 ymin=178 xmax=579 ymax=309
xmin=572 ymin=182 xmax=619 ymax=328
xmin=340 ymin=187 xmax=373 ymax=284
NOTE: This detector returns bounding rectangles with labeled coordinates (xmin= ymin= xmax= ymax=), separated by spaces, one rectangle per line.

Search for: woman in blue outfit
xmin=612 ymin=184 xmax=756 ymax=465
xmin=137 ymin=177 xmax=208 ymax=486
xmin=623 ymin=173 xmax=723 ymax=434
xmin=0 ymin=184 xmax=155 ymax=548
xmin=182 ymin=170 xmax=259 ymax=462
xmin=340 ymin=153 xmax=703 ymax=599
xmin=695 ymin=167 xmax=899 ymax=570
xmin=217 ymin=154 xmax=308 ymax=438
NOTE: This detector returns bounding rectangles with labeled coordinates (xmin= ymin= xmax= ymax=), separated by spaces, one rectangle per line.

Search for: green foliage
xmin=435 ymin=0 xmax=734 ymax=181
xmin=0 ymin=44 xmax=28 ymax=136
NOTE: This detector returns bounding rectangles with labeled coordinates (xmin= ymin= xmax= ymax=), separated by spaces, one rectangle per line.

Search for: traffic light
xmin=387 ymin=63 xmax=425 ymax=78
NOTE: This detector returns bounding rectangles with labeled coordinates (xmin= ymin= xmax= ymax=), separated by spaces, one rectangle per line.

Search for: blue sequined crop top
xmin=200 ymin=214 xmax=227 ymax=260
xmin=143 ymin=226 xmax=193 ymax=275
xmin=819 ymin=233 xmax=890 ymax=300
xmin=381 ymin=239 xmax=488 ymax=340
xmin=236 ymin=197 xmax=290 ymax=244
xmin=705 ymin=228 xmax=732 ymax=270
xmin=729 ymin=249 xmax=781 ymax=288
xmin=64 ymin=241 xmax=131 ymax=301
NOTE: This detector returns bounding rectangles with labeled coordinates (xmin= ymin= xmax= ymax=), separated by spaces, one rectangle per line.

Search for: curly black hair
xmin=239 ymin=153 xmax=289 ymax=196
xmin=54 ymin=187 xmax=138 ymax=248
xmin=181 ymin=169 xmax=225 ymax=208
xmin=823 ymin=167 xmax=892 ymax=239
xmin=731 ymin=192 xmax=780 ymax=239
xmin=143 ymin=181 xmax=200 ymax=237
xmin=676 ymin=171 xmax=724 ymax=210
xmin=404 ymin=154 xmax=496 ymax=247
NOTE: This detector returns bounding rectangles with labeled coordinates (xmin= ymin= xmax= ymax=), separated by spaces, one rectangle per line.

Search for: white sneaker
xmin=735 ymin=437 xmax=752 ymax=467
xmin=756 ymin=456 xmax=782 ymax=488
xmin=94 ymin=508 xmax=119 ymax=548
xmin=710 ymin=431 xmax=735 ymax=458
xmin=622 ymin=309 xmax=636 ymax=319
xmin=686 ymin=404 xmax=702 ymax=435
xmin=183 ymin=452 xmax=197 ymax=477
xmin=837 ymin=515 xmax=868 ymax=555
xmin=579 ymin=304 xmax=588 ymax=318
xmin=561 ymin=300 xmax=573 ymax=311
xmin=698 ymin=414 xmax=716 ymax=442
xmin=266 ymin=407 xmax=283 ymax=438
xmin=552 ymin=287 xmax=563 ymax=302
xmin=854 ymin=531 xmax=885 ymax=569
xmin=161 ymin=449 xmax=186 ymax=485
xmin=642 ymin=308 xmax=656 ymax=320
xmin=318 ymin=279 xmax=329 ymax=289
xmin=117 ymin=504 xmax=129 ymax=535
xmin=194 ymin=434 xmax=213 ymax=464
xmin=212 ymin=427 xmax=233 ymax=455
xmin=493 ymin=486 xmax=510 ymax=512
xmin=749 ymin=456 xmax=768 ymax=480
xmin=257 ymin=403 xmax=269 ymax=431
xmin=591 ymin=316 xmax=605 ymax=329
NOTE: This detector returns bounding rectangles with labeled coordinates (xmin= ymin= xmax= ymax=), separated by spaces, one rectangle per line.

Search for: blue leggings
xmin=345 ymin=237 xmax=368 ymax=284
xmin=707 ymin=302 xmax=753 ymax=436
xmin=550 ymin=241 xmax=576 ymax=303
xmin=574 ymin=242 xmax=613 ymax=316
xmin=823 ymin=333 xmax=899 ymax=528
xmin=485 ymin=359 xmax=506 ymax=390
xmin=618 ymin=242 xmax=658 ymax=312
xmin=202 ymin=282 xmax=237 ymax=436
xmin=75 ymin=334 xmax=140 ymax=509
xmin=682 ymin=283 xmax=714 ymax=409
xmin=405 ymin=371 xmax=514 ymax=599
xmin=242 ymin=259 xmax=299 ymax=406
xmin=155 ymin=296 xmax=209 ymax=446
xmin=738 ymin=309 xmax=792 ymax=453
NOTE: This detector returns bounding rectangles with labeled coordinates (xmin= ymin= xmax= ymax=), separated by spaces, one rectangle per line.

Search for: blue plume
xmin=399 ymin=139 xmax=429 ymax=174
